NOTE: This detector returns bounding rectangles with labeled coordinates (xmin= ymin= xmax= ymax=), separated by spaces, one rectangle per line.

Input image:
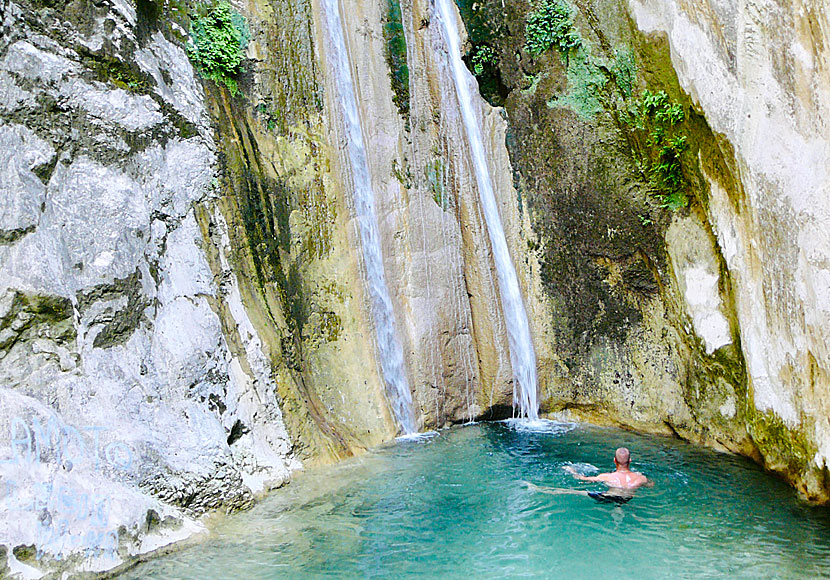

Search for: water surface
xmin=124 ymin=422 xmax=830 ymax=579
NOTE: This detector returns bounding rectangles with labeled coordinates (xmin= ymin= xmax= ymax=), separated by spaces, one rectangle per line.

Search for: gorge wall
xmin=0 ymin=0 xmax=827 ymax=576
xmin=453 ymin=0 xmax=830 ymax=501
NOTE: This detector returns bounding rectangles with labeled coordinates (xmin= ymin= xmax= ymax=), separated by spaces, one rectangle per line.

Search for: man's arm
xmin=562 ymin=465 xmax=608 ymax=482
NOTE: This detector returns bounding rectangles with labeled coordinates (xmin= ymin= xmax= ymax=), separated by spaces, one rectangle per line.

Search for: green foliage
xmin=525 ymin=0 xmax=582 ymax=56
xmin=624 ymin=90 xmax=689 ymax=208
xmin=521 ymin=0 xmax=689 ymax=210
xmin=256 ymin=102 xmax=280 ymax=132
xmin=187 ymin=1 xmax=249 ymax=95
xmin=642 ymin=89 xmax=684 ymax=125
xmin=471 ymin=45 xmax=496 ymax=76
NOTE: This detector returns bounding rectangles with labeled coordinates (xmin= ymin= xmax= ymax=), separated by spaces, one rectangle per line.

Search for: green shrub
xmin=187 ymin=1 xmax=249 ymax=95
xmin=525 ymin=0 xmax=581 ymax=56
xmin=471 ymin=45 xmax=496 ymax=76
xmin=626 ymin=90 xmax=689 ymax=208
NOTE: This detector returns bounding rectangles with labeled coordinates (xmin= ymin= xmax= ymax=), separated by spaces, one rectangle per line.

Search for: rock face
xmin=447 ymin=0 xmax=830 ymax=501
xmin=629 ymin=0 xmax=830 ymax=498
xmin=1 ymin=0 xmax=829 ymax=575
xmin=445 ymin=0 xmax=752 ymax=460
xmin=0 ymin=0 xmax=299 ymax=575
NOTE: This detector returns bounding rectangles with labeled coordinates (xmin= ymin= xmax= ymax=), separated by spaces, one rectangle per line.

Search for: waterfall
xmin=320 ymin=0 xmax=416 ymax=434
xmin=434 ymin=0 xmax=539 ymax=420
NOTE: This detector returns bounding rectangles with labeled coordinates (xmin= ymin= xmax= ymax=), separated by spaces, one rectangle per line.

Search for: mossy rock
xmin=12 ymin=544 xmax=36 ymax=562
xmin=749 ymin=410 xmax=817 ymax=475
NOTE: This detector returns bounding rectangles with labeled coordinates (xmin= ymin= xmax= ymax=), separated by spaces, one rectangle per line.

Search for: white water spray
xmin=435 ymin=0 xmax=539 ymax=420
xmin=320 ymin=0 xmax=416 ymax=434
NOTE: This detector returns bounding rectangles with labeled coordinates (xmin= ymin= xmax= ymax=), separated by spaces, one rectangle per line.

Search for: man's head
xmin=614 ymin=447 xmax=631 ymax=468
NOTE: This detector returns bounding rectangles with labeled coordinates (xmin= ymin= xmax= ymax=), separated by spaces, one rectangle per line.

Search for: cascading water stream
xmin=320 ymin=0 xmax=416 ymax=434
xmin=434 ymin=0 xmax=539 ymax=420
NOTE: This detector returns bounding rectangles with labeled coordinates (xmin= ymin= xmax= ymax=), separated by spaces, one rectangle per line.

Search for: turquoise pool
xmin=123 ymin=421 xmax=830 ymax=579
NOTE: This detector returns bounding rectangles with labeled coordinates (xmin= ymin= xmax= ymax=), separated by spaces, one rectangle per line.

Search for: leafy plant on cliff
xmin=471 ymin=45 xmax=496 ymax=76
xmin=187 ymin=1 xmax=249 ymax=95
xmin=524 ymin=0 xmax=582 ymax=56
xmin=625 ymin=90 xmax=689 ymax=209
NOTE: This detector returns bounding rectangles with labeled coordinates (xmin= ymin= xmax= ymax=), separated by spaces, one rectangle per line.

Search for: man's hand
xmin=563 ymin=464 xmax=601 ymax=482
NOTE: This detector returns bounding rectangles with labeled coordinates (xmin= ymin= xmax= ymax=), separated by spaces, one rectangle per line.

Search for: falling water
xmin=434 ymin=0 xmax=538 ymax=420
xmin=320 ymin=0 xmax=416 ymax=434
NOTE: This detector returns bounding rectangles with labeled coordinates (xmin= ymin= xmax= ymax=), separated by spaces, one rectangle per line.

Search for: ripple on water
xmin=122 ymin=423 xmax=830 ymax=580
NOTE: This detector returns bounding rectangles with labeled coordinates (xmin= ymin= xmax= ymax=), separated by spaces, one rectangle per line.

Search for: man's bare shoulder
xmin=602 ymin=470 xmax=650 ymax=489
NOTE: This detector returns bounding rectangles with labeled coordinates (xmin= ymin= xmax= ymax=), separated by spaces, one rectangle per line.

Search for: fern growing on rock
xmin=187 ymin=1 xmax=249 ymax=95
xmin=524 ymin=0 xmax=582 ymax=56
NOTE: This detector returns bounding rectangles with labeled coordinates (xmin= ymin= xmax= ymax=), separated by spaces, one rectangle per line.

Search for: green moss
xmin=27 ymin=294 xmax=73 ymax=324
xmin=187 ymin=1 xmax=249 ymax=95
xmin=382 ymin=0 xmax=410 ymax=122
xmin=611 ymin=48 xmax=636 ymax=98
xmin=547 ymin=49 xmax=606 ymax=119
xmin=749 ymin=411 xmax=816 ymax=474
xmin=242 ymin=0 xmax=320 ymax=134
xmin=319 ymin=311 xmax=342 ymax=342
xmin=519 ymin=0 xmax=694 ymax=209
xmin=300 ymin=177 xmax=336 ymax=260
xmin=426 ymin=158 xmax=450 ymax=210
xmin=80 ymin=49 xmax=152 ymax=93
xmin=12 ymin=545 xmax=36 ymax=562
xmin=523 ymin=0 xmax=605 ymax=120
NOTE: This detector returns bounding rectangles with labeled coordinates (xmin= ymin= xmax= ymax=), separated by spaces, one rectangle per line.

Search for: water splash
xmin=503 ymin=418 xmax=575 ymax=435
xmin=396 ymin=430 xmax=441 ymax=443
xmin=434 ymin=0 xmax=539 ymax=420
xmin=320 ymin=0 xmax=416 ymax=434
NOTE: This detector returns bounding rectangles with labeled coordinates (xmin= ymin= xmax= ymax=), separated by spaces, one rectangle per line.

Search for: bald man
xmin=525 ymin=447 xmax=652 ymax=505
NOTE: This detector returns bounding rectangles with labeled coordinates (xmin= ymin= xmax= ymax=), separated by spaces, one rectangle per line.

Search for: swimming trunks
xmin=587 ymin=490 xmax=632 ymax=505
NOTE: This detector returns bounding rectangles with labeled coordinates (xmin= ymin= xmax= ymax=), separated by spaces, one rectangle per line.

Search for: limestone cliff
xmin=449 ymin=0 xmax=830 ymax=501
xmin=0 ymin=0 xmax=303 ymax=575
xmin=629 ymin=0 xmax=830 ymax=499
xmin=0 ymin=0 xmax=829 ymax=575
